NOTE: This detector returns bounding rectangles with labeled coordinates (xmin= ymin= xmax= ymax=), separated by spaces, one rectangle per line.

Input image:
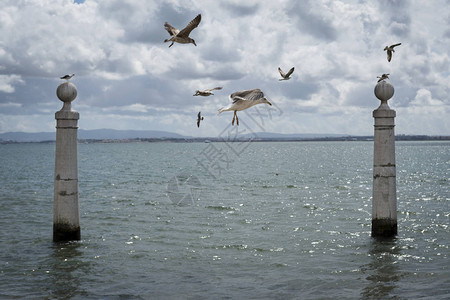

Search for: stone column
xmin=372 ymin=80 xmax=397 ymax=237
xmin=53 ymin=82 xmax=80 ymax=242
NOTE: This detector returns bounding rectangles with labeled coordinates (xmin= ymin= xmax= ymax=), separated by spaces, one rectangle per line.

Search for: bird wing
xmin=390 ymin=43 xmax=401 ymax=48
xmin=177 ymin=14 xmax=201 ymax=38
xmin=205 ymin=87 xmax=223 ymax=92
xmin=278 ymin=67 xmax=286 ymax=78
xmin=231 ymin=96 xmax=245 ymax=104
xmin=230 ymin=89 xmax=264 ymax=103
xmin=197 ymin=112 xmax=202 ymax=127
xmin=164 ymin=22 xmax=179 ymax=36
xmin=387 ymin=50 xmax=392 ymax=62
xmin=285 ymin=67 xmax=295 ymax=77
xmin=377 ymin=74 xmax=389 ymax=81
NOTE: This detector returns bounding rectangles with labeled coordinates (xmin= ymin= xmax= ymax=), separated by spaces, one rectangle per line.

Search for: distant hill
xmin=1 ymin=129 xmax=447 ymax=143
xmin=245 ymin=132 xmax=347 ymax=139
xmin=0 ymin=129 xmax=186 ymax=142
xmin=0 ymin=131 xmax=56 ymax=142
xmin=0 ymin=129 xmax=347 ymax=142
xmin=78 ymin=129 xmax=186 ymax=140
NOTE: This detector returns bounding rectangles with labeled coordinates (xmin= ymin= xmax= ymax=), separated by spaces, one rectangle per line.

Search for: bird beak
xmin=193 ymin=40 xmax=197 ymax=46
xmin=267 ymin=100 xmax=272 ymax=106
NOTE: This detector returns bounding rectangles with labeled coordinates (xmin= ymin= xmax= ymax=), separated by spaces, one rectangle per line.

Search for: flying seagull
xmin=193 ymin=87 xmax=223 ymax=96
xmin=377 ymin=73 xmax=390 ymax=82
xmin=278 ymin=67 xmax=295 ymax=81
xmin=384 ymin=43 xmax=401 ymax=62
xmin=218 ymin=89 xmax=272 ymax=126
xmin=197 ymin=112 xmax=204 ymax=128
xmin=164 ymin=14 xmax=201 ymax=48
xmin=60 ymin=74 xmax=75 ymax=81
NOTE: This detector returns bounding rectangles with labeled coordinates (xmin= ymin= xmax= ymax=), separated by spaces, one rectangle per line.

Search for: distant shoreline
xmin=1 ymin=135 xmax=449 ymax=144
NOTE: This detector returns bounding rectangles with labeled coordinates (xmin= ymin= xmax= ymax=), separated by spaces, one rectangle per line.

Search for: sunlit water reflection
xmin=0 ymin=141 xmax=448 ymax=299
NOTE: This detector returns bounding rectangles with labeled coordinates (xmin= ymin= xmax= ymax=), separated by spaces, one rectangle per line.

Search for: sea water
xmin=0 ymin=141 xmax=448 ymax=299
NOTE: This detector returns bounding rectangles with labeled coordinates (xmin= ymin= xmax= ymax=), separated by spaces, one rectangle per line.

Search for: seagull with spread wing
xmin=197 ymin=112 xmax=204 ymax=128
xmin=384 ymin=43 xmax=401 ymax=62
xmin=218 ymin=89 xmax=272 ymax=126
xmin=278 ymin=67 xmax=295 ymax=81
xmin=164 ymin=14 xmax=201 ymax=48
xmin=193 ymin=87 xmax=222 ymax=96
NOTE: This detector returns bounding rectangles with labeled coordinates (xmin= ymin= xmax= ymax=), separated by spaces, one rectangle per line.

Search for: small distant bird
xmin=60 ymin=74 xmax=75 ymax=81
xmin=164 ymin=14 xmax=201 ymax=48
xmin=197 ymin=111 xmax=204 ymax=128
xmin=377 ymin=73 xmax=390 ymax=82
xmin=384 ymin=43 xmax=401 ymax=62
xmin=278 ymin=67 xmax=295 ymax=81
xmin=218 ymin=89 xmax=272 ymax=126
xmin=193 ymin=87 xmax=223 ymax=96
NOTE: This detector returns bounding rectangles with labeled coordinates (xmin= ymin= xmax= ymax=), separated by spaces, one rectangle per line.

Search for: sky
xmin=0 ymin=0 xmax=449 ymax=137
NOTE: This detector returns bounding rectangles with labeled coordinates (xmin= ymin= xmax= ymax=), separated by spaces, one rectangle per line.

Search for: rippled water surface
xmin=0 ymin=141 xmax=448 ymax=299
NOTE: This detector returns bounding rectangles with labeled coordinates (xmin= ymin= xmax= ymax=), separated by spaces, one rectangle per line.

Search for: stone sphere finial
xmin=57 ymin=82 xmax=77 ymax=111
xmin=374 ymin=80 xmax=394 ymax=109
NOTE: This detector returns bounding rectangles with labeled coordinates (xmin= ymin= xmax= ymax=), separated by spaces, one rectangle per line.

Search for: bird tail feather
xmin=217 ymin=107 xmax=226 ymax=114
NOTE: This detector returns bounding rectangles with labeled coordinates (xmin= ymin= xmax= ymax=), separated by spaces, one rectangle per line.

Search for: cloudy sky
xmin=0 ymin=0 xmax=449 ymax=137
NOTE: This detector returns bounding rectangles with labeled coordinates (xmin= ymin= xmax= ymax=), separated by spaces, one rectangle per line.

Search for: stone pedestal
xmin=53 ymin=82 xmax=80 ymax=242
xmin=372 ymin=80 xmax=397 ymax=237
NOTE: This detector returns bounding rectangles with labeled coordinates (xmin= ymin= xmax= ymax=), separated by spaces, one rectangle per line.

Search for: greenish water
xmin=0 ymin=141 xmax=448 ymax=299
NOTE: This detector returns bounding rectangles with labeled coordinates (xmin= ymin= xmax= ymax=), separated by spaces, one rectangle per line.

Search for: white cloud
xmin=0 ymin=74 xmax=23 ymax=93
xmin=0 ymin=102 xmax=21 ymax=108
xmin=0 ymin=0 xmax=449 ymax=136
xmin=410 ymin=89 xmax=445 ymax=107
xmin=103 ymin=103 xmax=150 ymax=113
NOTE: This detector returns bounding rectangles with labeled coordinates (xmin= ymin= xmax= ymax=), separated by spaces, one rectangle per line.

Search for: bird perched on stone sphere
xmin=60 ymin=74 xmax=75 ymax=81
xmin=384 ymin=43 xmax=401 ymax=62
xmin=377 ymin=73 xmax=390 ymax=82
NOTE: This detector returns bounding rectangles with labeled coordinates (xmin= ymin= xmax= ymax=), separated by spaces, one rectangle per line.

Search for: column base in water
xmin=372 ymin=219 xmax=397 ymax=238
xmin=53 ymin=223 xmax=81 ymax=242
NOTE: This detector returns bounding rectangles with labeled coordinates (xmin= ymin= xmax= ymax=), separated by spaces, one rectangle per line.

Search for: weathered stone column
xmin=372 ymin=80 xmax=397 ymax=237
xmin=53 ymin=81 xmax=80 ymax=242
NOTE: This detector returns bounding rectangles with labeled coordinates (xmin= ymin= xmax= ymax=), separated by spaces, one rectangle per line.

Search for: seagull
xmin=193 ymin=87 xmax=223 ymax=96
xmin=197 ymin=112 xmax=204 ymax=128
xmin=60 ymin=74 xmax=75 ymax=81
xmin=384 ymin=43 xmax=401 ymax=62
xmin=278 ymin=67 xmax=295 ymax=81
xmin=164 ymin=14 xmax=201 ymax=48
xmin=377 ymin=73 xmax=390 ymax=82
xmin=218 ymin=89 xmax=272 ymax=126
